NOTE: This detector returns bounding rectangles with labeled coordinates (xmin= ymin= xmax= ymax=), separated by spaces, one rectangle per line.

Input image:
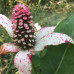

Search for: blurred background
xmin=0 ymin=0 xmax=74 ymax=74
xmin=0 ymin=0 xmax=74 ymax=27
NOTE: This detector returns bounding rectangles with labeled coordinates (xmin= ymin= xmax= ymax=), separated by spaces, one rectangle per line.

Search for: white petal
xmin=35 ymin=33 xmax=74 ymax=51
xmin=0 ymin=43 xmax=19 ymax=54
xmin=34 ymin=23 xmax=41 ymax=30
xmin=0 ymin=14 xmax=16 ymax=37
xmin=14 ymin=50 xmax=32 ymax=74
xmin=36 ymin=26 xmax=56 ymax=41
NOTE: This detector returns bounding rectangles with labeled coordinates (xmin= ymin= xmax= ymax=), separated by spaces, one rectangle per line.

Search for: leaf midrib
xmin=54 ymin=31 xmax=74 ymax=74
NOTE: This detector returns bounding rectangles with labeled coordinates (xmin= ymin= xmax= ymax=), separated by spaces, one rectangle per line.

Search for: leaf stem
xmin=0 ymin=55 xmax=2 ymax=73
xmin=6 ymin=54 xmax=13 ymax=74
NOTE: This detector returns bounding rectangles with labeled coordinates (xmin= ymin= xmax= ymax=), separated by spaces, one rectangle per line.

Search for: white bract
xmin=34 ymin=23 xmax=41 ymax=30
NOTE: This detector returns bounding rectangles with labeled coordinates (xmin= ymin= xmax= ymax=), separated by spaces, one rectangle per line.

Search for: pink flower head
xmin=21 ymin=38 xmax=25 ymax=41
xmin=19 ymin=19 xmax=23 ymax=23
xmin=23 ymin=17 xmax=27 ymax=20
xmin=21 ymin=31 xmax=25 ymax=33
xmin=24 ymin=24 xmax=29 ymax=29
xmin=19 ymin=23 xmax=23 ymax=26
xmin=14 ymin=20 xmax=17 ymax=23
xmin=11 ymin=4 xmax=30 ymax=23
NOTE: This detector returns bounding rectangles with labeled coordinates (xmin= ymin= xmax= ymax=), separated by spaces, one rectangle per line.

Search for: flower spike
xmin=11 ymin=4 xmax=36 ymax=50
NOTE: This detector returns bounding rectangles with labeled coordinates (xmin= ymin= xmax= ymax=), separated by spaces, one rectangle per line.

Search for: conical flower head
xmin=11 ymin=4 xmax=36 ymax=50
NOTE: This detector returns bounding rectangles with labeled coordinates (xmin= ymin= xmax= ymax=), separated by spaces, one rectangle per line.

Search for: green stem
xmin=0 ymin=55 xmax=2 ymax=73
xmin=6 ymin=54 xmax=13 ymax=74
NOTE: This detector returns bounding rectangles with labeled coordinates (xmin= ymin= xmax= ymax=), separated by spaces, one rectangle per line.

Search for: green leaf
xmin=32 ymin=13 xmax=74 ymax=74
xmin=54 ymin=12 xmax=74 ymax=40
xmin=32 ymin=43 xmax=74 ymax=74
